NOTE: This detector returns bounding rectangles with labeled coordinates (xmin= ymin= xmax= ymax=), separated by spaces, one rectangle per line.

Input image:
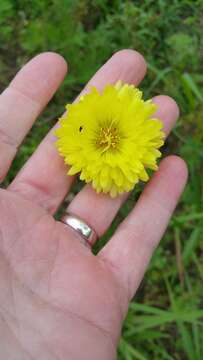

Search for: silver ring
xmin=60 ymin=212 xmax=97 ymax=247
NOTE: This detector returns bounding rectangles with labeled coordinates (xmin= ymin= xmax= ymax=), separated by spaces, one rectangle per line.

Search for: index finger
xmin=0 ymin=52 xmax=67 ymax=182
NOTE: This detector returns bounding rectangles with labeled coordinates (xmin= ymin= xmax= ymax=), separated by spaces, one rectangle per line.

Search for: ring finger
xmin=67 ymin=95 xmax=179 ymax=242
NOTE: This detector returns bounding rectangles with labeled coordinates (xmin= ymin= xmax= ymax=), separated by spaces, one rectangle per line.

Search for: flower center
xmin=96 ymin=125 xmax=120 ymax=152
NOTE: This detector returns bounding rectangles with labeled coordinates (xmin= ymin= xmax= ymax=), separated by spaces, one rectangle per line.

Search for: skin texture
xmin=0 ymin=50 xmax=188 ymax=359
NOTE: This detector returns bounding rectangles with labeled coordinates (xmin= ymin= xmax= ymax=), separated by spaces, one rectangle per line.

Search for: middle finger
xmin=9 ymin=50 xmax=147 ymax=213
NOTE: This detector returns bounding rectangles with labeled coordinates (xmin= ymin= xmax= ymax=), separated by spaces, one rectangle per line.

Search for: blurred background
xmin=0 ymin=0 xmax=203 ymax=359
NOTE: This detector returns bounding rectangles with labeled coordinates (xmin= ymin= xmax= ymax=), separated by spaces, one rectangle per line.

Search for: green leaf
xmin=183 ymin=227 xmax=201 ymax=265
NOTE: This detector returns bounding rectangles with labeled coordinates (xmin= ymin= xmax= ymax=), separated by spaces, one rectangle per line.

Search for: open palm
xmin=0 ymin=50 xmax=187 ymax=359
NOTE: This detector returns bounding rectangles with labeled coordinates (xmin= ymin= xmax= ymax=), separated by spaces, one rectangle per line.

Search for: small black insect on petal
xmin=79 ymin=126 xmax=83 ymax=132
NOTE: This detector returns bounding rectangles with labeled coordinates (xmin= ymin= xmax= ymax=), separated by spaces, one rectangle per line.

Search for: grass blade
xmin=119 ymin=338 xmax=148 ymax=360
xmin=183 ymin=227 xmax=201 ymax=265
xmin=181 ymin=73 xmax=203 ymax=103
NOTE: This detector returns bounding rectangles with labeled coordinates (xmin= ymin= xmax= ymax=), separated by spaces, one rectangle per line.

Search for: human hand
xmin=0 ymin=50 xmax=187 ymax=359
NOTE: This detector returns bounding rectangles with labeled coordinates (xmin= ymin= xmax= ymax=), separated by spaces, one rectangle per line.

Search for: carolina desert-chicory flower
xmin=55 ymin=81 xmax=165 ymax=197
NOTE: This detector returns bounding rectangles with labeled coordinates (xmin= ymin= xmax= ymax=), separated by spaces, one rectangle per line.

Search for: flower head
xmin=55 ymin=81 xmax=165 ymax=197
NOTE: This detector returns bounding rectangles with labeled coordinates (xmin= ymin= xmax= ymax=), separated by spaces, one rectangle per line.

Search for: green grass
xmin=1 ymin=0 xmax=203 ymax=358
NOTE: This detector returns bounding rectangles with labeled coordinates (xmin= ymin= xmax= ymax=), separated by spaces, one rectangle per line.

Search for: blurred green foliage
xmin=0 ymin=0 xmax=203 ymax=359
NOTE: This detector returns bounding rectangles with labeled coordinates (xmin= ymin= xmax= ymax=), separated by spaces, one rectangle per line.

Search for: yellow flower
xmin=55 ymin=81 xmax=165 ymax=197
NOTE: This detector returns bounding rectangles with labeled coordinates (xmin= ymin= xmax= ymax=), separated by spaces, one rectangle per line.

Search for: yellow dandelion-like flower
xmin=55 ymin=81 xmax=165 ymax=197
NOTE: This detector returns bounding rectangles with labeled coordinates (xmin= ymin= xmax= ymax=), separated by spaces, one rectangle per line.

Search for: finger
xmin=0 ymin=52 xmax=67 ymax=182
xmin=99 ymin=156 xmax=188 ymax=300
xmin=9 ymin=50 xmax=147 ymax=213
xmin=67 ymin=95 xmax=179 ymax=240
